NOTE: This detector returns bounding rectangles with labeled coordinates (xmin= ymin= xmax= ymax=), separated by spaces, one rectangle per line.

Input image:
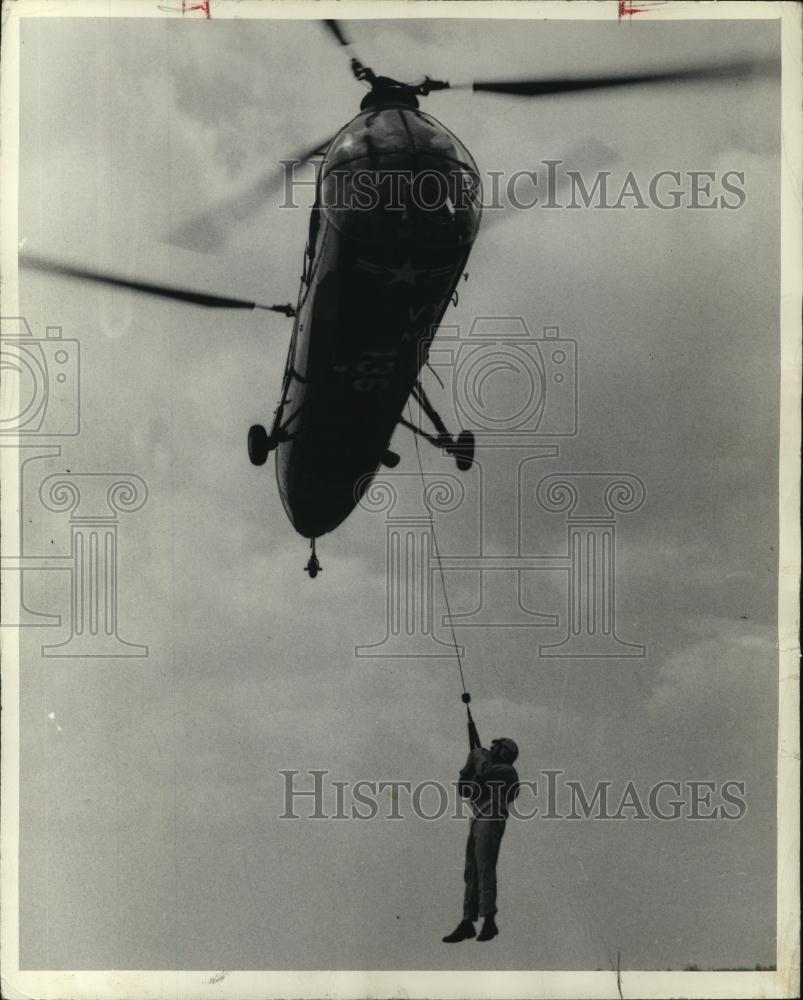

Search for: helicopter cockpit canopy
xmin=320 ymin=107 xmax=482 ymax=248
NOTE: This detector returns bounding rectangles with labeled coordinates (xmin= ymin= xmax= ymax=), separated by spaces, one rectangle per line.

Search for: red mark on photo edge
xmin=618 ymin=0 xmax=649 ymax=16
xmin=618 ymin=0 xmax=671 ymax=18
xmin=158 ymin=0 xmax=211 ymax=16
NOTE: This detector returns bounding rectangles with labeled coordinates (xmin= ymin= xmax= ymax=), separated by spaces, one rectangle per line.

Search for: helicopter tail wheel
xmin=452 ymin=430 xmax=475 ymax=472
xmin=248 ymin=424 xmax=272 ymax=466
xmin=304 ymin=539 xmax=322 ymax=578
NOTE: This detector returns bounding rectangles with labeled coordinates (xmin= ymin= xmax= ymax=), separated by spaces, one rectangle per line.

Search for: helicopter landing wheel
xmin=453 ymin=430 xmax=475 ymax=471
xmin=248 ymin=424 xmax=271 ymax=466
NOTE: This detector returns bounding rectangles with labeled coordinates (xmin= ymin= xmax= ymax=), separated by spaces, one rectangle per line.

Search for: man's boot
xmin=476 ymin=915 xmax=498 ymax=941
xmin=442 ymin=919 xmax=476 ymax=943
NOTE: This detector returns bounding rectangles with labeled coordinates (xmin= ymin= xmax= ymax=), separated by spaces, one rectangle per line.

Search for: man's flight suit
xmin=458 ymin=746 xmax=519 ymax=922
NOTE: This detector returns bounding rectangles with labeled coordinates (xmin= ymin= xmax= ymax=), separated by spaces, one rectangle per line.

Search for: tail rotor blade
xmin=20 ymin=253 xmax=294 ymax=314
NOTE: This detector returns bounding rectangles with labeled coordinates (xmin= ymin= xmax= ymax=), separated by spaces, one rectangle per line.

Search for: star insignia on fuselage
xmin=357 ymin=258 xmax=456 ymax=288
xmin=386 ymin=258 xmax=429 ymax=287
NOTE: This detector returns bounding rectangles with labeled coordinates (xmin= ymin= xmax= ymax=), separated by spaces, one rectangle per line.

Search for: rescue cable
xmin=407 ymin=403 xmax=481 ymax=751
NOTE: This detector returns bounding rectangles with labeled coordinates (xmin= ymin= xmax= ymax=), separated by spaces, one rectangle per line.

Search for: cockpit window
xmin=320 ymin=109 xmax=482 ymax=246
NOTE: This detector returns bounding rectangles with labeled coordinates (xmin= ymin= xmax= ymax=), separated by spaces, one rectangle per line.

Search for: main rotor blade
xmin=465 ymin=57 xmax=778 ymax=98
xmin=322 ymin=19 xmax=373 ymax=90
xmin=168 ymin=136 xmax=334 ymax=253
xmin=324 ymin=19 xmax=351 ymax=48
xmin=20 ymin=254 xmax=293 ymax=313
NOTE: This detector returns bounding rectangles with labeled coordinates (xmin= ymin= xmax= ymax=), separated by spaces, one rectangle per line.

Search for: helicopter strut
xmin=399 ymin=381 xmax=475 ymax=472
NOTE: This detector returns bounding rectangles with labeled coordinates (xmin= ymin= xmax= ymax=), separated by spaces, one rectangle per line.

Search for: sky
xmin=13 ymin=11 xmax=782 ymax=973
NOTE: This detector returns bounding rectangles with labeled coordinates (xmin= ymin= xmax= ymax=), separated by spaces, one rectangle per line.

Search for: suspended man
xmin=443 ymin=734 xmax=520 ymax=943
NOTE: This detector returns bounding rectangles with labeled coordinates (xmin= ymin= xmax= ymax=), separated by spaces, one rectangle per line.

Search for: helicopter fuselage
xmin=275 ymin=102 xmax=481 ymax=538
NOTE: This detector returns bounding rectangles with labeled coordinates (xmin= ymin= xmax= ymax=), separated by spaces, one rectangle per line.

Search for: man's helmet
xmin=493 ymin=737 xmax=519 ymax=763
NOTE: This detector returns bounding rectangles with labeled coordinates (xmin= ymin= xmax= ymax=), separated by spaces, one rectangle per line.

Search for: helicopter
xmin=20 ymin=20 xmax=772 ymax=577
